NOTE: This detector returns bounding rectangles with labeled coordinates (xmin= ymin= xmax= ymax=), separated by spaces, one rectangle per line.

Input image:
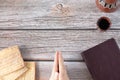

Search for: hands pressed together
xmin=49 ymin=51 xmax=70 ymax=80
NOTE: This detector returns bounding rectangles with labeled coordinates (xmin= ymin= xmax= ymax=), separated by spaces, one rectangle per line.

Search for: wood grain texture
xmin=0 ymin=30 xmax=119 ymax=61
xmin=0 ymin=0 xmax=119 ymax=80
xmin=0 ymin=0 xmax=119 ymax=29
xmin=36 ymin=61 xmax=92 ymax=80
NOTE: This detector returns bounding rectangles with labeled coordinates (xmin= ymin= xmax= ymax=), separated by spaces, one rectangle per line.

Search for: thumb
xmin=54 ymin=72 xmax=59 ymax=80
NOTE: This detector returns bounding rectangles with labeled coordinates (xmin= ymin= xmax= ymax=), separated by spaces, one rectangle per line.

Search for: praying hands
xmin=49 ymin=51 xmax=70 ymax=80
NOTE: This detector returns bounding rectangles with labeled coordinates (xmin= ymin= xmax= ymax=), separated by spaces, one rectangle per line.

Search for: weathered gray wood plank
xmin=0 ymin=0 xmax=119 ymax=29
xmin=35 ymin=61 xmax=92 ymax=80
xmin=0 ymin=30 xmax=120 ymax=60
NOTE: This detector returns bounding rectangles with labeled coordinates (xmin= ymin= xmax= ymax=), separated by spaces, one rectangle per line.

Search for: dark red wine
xmin=97 ymin=17 xmax=111 ymax=31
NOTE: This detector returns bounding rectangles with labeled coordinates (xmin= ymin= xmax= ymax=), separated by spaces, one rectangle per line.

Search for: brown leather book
xmin=81 ymin=38 xmax=120 ymax=80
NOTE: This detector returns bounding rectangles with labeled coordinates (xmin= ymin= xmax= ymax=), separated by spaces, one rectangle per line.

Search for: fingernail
xmin=59 ymin=52 xmax=62 ymax=57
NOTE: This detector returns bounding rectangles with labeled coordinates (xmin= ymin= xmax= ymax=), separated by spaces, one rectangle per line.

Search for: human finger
xmin=54 ymin=72 xmax=59 ymax=80
xmin=52 ymin=51 xmax=59 ymax=72
xmin=59 ymin=52 xmax=66 ymax=73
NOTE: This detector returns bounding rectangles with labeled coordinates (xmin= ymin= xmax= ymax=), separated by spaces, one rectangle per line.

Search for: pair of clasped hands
xmin=49 ymin=51 xmax=70 ymax=80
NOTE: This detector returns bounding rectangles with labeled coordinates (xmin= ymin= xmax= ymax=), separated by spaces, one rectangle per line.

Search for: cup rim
xmin=97 ymin=16 xmax=111 ymax=31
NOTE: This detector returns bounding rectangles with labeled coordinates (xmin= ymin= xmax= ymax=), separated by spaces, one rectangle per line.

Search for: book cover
xmin=82 ymin=38 xmax=120 ymax=80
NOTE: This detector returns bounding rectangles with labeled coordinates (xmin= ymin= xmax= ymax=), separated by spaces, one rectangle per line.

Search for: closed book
xmin=82 ymin=38 xmax=120 ymax=80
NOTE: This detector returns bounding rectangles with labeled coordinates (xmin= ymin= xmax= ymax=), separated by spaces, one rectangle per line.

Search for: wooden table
xmin=0 ymin=0 xmax=120 ymax=80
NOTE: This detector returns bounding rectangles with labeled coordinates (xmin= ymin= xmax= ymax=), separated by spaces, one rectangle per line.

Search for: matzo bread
xmin=2 ymin=67 xmax=28 ymax=80
xmin=0 ymin=46 xmax=24 ymax=76
xmin=16 ymin=62 xmax=35 ymax=80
